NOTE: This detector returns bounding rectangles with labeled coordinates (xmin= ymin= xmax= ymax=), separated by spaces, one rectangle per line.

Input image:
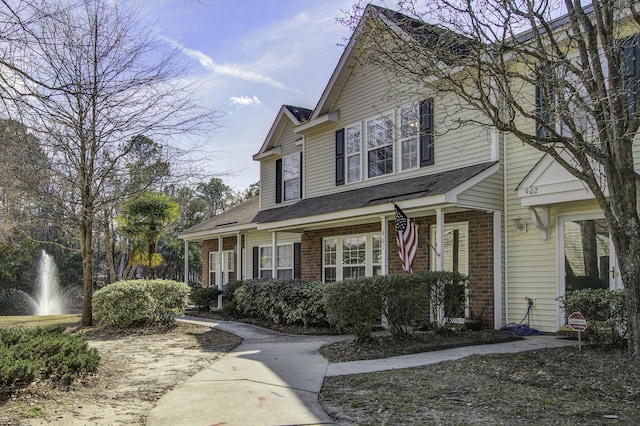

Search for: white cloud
xmin=162 ymin=36 xmax=296 ymax=92
xmin=230 ymin=95 xmax=261 ymax=106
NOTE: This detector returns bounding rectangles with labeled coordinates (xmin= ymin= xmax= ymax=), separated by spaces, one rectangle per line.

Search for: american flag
xmin=394 ymin=203 xmax=418 ymax=273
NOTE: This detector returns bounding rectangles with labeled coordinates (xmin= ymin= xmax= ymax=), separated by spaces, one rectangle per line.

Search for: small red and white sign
xmin=568 ymin=312 xmax=588 ymax=332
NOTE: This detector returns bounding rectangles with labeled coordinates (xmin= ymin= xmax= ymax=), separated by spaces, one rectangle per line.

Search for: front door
xmin=559 ymin=214 xmax=622 ymax=322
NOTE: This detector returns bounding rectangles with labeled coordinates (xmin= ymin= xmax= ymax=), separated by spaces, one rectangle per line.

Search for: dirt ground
xmin=0 ymin=323 xmax=241 ymax=425
xmin=320 ymin=343 xmax=640 ymax=425
xmin=2 ymin=319 xmax=639 ymax=425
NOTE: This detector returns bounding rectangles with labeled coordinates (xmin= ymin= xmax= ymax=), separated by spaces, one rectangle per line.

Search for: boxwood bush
xmin=325 ymin=277 xmax=383 ymax=341
xmin=0 ymin=327 xmax=100 ymax=397
xmin=560 ymin=288 xmax=627 ymax=346
xmin=234 ymin=279 xmax=329 ymax=327
xmin=93 ymin=279 xmax=189 ymax=327
xmin=190 ymin=286 xmax=222 ymax=311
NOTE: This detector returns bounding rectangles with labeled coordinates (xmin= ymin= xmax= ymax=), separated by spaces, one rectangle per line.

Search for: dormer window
xmin=283 ymin=153 xmax=301 ymax=201
xmin=275 ymin=152 xmax=302 ymax=204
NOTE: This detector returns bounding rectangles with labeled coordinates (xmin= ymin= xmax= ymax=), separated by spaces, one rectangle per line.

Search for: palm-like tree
xmin=117 ymin=192 xmax=179 ymax=279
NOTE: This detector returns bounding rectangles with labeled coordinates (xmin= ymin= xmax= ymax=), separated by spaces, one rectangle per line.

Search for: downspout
xmin=503 ymin=120 xmax=510 ymax=325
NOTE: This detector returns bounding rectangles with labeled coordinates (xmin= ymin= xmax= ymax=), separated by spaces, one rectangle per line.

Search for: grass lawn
xmin=0 ymin=314 xmax=81 ymax=329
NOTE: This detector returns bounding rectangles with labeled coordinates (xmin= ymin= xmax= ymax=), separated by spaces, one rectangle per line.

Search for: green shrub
xmin=0 ymin=327 xmax=99 ymax=397
xmin=560 ymin=288 xmax=626 ymax=346
xmin=376 ymin=274 xmax=431 ymax=337
xmin=234 ymin=279 xmax=329 ymax=327
xmin=223 ymin=280 xmax=244 ymax=302
xmin=190 ymin=287 xmax=222 ymax=311
xmin=93 ymin=279 xmax=189 ymax=327
xmin=325 ymin=278 xmax=383 ymax=341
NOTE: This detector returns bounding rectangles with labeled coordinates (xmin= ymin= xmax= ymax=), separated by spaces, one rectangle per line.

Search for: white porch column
xmin=236 ymin=233 xmax=242 ymax=281
xmin=493 ymin=210 xmax=503 ymax=329
xmin=272 ymin=231 xmax=278 ymax=278
xmin=435 ymin=208 xmax=445 ymax=271
xmin=183 ymin=240 xmax=189 ymax=285
xmin=434 ymin=207 xmax=446 ymax=325
xmin=217 ymin=236 xmax=223 ymax=308
xmin=381 ymin=214 xmax=388 ymax=275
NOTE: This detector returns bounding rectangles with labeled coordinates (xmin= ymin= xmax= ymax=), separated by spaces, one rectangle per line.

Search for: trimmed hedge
xmin=560 ymin=288 xmax=627 ymax=346
xmin=93 ymin=279 xmax=189 ymax=327
xmin=325 ymin=272 xmax=468 ymax=340
xmin=234 ymin=279 xmax=329 ymax=327
xmin=0 ymin=327 xmax=100 ymax=397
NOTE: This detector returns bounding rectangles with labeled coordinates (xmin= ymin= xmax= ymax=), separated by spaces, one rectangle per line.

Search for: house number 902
xmin=524 ymin=187 xmax=539 ymax=195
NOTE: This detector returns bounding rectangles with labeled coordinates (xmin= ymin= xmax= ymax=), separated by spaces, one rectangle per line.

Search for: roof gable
xmin=517 ymin=152 xmax=603 ymax=207
xmin=253 ymin=105 xmax=312 ymax=160
xmin=309 ymin=4 xmax=470 ymax=121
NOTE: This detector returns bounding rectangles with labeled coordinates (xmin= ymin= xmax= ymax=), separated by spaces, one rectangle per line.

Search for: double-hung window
xmin=400 ymin=104 xmax=419 ymax=171
xmin=258 ymin=246 xmax=273 ymax=279
xmin=335 ymin=99 xmax=433 ymax=185
xmin=283 ymin=153 xmax=301 ymax=201
xmin=323 ymin=233 xmax=383 ymax=282
xmin=366 ymin=113 xmax=394 ymax=178
xmin=255 ymin=243 xmax=297 ymax=279
xmin=209 ymin=250 xmax=234 ymax=288
xmin=277 ymin=244 xmax=294 ymax=279
xmin=345 ymin=124 xmax=362 ymax=183
xmin=276 ymin=152 xmax=302 ymax=203
xmin=208 ymin=251 xmax=218 ymax=288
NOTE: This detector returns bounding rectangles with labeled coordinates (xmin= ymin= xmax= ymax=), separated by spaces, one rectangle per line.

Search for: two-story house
xmin=180 ymin=4 xmax=503 ymax=329
xmin=180 ymin=4 xmax=639 ymax=333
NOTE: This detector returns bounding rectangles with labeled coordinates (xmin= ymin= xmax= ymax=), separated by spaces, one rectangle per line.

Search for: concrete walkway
xmin=147 ymin=316 xmax=578 ymax=426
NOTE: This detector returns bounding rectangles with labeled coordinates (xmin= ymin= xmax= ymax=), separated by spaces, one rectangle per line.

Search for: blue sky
xmin=136 ymin=0 xmax=358 ymax=191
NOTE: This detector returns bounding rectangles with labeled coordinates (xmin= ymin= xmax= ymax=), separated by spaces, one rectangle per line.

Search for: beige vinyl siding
xmin=260 ymin=157 xmax=277 ymax=210
xmin=303 ymin=64 xmax=495 ymax=199
xmin=457 ymin=171 xmax=503 ymax=211
xmin=505 ymin=125 xmax=559 ymax=331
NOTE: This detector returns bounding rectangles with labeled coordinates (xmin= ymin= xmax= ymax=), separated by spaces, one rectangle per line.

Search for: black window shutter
xmin=335 ymin=129 xmax=345 ymax=185
xmin=293 ymin=242 xmax=301 ymax=279
xmin=252 ymin=247 xmax=259 ymax=278
xmin=299 ymin=151 xmax=303 ymax=199
xmin=419 ymin=99 xmax=434 ymax=167
xmin=275 ymin=158 xmax=283 ymax=204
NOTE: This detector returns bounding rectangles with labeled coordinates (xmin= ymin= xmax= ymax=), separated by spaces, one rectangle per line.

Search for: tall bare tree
xmin=0 ymin=0 xmax=216 ymax=325
xmin=342 ymin=1 xmax=640 ymax=357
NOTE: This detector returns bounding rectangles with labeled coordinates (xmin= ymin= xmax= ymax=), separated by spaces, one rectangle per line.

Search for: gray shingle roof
xmin=284 ymin=105 xmax=312 ymax=123
xmin=254 ymin=161 xmax=497 ymax=224
xmin=179 ymin=196 xmax=259 ymax=235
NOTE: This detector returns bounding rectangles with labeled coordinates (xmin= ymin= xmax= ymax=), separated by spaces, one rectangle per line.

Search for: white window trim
xmin=322 ymin=233 xmax=382 ymax=282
